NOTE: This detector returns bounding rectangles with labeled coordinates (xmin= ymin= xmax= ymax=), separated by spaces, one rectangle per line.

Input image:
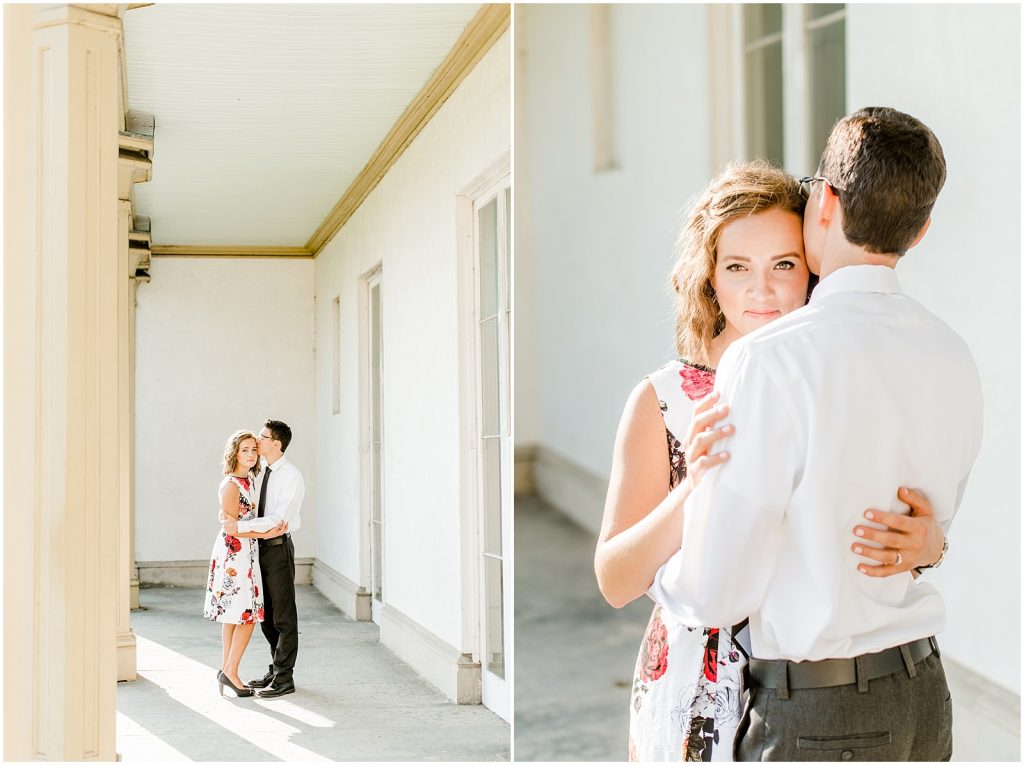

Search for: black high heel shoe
xmin=217 ymin=670 xmax=252 ymax=698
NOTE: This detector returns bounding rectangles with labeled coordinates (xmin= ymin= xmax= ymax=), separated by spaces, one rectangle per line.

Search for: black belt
xmin=749 ymin=637 xmax=936 ymax=692
xmin=259 ymin=532 xmax=290 ymax=548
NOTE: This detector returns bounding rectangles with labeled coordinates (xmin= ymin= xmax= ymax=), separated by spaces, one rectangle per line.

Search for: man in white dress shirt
xmin=224 ymin=419 xmax=305 ymax=698
xmin=651 ymin=108 xmax=983 ymax=760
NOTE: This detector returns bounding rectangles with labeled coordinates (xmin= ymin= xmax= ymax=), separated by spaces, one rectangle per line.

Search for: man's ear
xmin=907 ymin=217 xmax=931 ymax=251
xmin=817 ymin=182 xmax=841 ymax=227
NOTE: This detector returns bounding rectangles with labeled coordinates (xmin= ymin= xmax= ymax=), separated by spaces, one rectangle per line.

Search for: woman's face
xmin=236 ymin=438 xmax=259 ymax=472
xmin=712 ymin=208 xmax=810 ymax=343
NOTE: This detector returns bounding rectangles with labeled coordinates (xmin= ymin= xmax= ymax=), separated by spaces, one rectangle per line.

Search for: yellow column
xmin=4 ymin=4 xmax=123 ymax=759
xmin=117 ymin=128 xmax=152 ymax=681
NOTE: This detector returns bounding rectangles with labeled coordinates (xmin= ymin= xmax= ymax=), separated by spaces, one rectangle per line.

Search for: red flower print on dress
xmin=703 ymin=628 xmax=719 ymax=683
xmin=241 ymin=609 xmax=253 ymax=624
xmin=257 ymin=607 xmax=265 ymax=621
xmin=640 ymin=612 xmax=670 ymax=682
xmin=679 ymin=364 xmax=715 ymax=401
xmin=224 ymin=535 xmax=241 ymax=553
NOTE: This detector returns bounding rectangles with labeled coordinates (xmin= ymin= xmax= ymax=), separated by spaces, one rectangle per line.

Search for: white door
xmin=368 ymin=271 xmax=385 ymax=624
xmin=476 ymin=185 xmax=511 ymax=721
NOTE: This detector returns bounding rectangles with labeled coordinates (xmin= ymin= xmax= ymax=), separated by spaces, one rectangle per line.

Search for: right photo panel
xmin=514 ymin=4 xmax=1020 ymax=763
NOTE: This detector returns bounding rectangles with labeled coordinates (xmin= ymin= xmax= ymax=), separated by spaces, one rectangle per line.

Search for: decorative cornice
xmin=150 ymin=245 xmax=313 ymax=259
xmin=305 ymin=3 xmax=510 ymax=256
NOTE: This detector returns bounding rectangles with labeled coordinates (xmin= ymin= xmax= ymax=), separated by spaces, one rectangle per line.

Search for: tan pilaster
xmin=4 ymin=3 xmax=124 ymax=760
xmin=116 ymin=122 xmax=152 ymax=682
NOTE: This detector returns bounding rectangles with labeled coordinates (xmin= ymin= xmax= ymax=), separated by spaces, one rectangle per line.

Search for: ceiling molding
xmin=305 ymin=3 xmax=510 ymax=256
xmin=151 ymin=245 xmax=313 ymax=259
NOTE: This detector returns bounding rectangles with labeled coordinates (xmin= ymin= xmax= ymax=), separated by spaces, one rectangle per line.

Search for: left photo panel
xmin=3 ymin=3 xmax=511 ymax=761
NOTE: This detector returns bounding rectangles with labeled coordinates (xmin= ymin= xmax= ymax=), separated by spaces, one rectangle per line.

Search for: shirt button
xmin=841 ymin=751 xmax=854 ymax=761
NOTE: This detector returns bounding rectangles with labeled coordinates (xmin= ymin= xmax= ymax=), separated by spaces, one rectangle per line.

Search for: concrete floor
xmin=117 ymin=585 xmax=510 ymax=761
xmin=514 ymin=495 xmax=653 ymax=762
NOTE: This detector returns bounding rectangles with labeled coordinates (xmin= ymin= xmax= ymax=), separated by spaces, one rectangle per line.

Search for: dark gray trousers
xmin=735 ymin=651 xmax=952 ymax=761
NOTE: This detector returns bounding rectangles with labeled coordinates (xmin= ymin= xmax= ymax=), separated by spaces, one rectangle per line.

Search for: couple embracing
xmin=597 ymin=107 xmax=982 ymax=761
xmin=203 ymin=420 xmax=306 ymax=699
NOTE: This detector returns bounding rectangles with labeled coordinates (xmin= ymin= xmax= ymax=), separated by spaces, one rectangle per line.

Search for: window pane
xmin=808 ymin=17 xmax=846 ymax=168
xmin=744 ymin=3 xmax=782 ymax=43
xmin=744 ymin=41 xmax=784 ymax=166
xmin=480 ymin=315 xmax=500 ymax=437
xmin=478 ymin=198 xmax=498 ymax=319
xmin=808 ymin=3 xmax=843 ymax=21
xmin=483 ymin=553 xmax=504 ymax=679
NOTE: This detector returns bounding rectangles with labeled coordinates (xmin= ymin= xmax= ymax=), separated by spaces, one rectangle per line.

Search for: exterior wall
xmin=515 ymin=4 xmax=711 ymax=483
xmin=313 ymin=31 xmax=510 ymax=657
xmin=516 ymin=2 xmax=1019 ymax=757
xmin=845 ymin=0 xmax=1021 ymax=699
xmin=135 ymin=258 xmax=316 ymax=563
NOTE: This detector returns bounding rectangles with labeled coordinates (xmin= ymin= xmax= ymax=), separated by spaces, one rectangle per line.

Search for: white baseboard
xmin=136 ymin=557 xmax=314 ymax=588
xmin=514 ymin=444 xmax=537 ymax=496
xmin=379 ymin=603 xmax=481 ymax=704
xmin=311 ymin=559 xmax=371 ymax=621
xmin=946 ymin=655 xmax=1020 ymax=760
xmin=531 ymin=444 xmax=607 ymax=535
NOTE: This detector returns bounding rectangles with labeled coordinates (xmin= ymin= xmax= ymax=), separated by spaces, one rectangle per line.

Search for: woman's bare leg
xmin=220 ymin=623 xmax=235 ymax=672
xmin=224 ymin=622 xmax=256 ymax=687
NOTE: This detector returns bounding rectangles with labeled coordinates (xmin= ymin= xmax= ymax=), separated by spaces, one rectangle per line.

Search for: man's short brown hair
xmin=818 ymin=107 xmax=946 ymax=256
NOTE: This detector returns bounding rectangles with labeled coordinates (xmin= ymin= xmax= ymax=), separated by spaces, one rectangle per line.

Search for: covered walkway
xmin=117 ymin=586 xmax=509 ymax=761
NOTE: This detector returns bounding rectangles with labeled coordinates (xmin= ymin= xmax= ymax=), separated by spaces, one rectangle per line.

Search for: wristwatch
xmin=914 ymin=536 xmax=949 ymax=574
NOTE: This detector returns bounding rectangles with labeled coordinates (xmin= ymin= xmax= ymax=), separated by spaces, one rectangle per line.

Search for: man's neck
xmin=819 ymin=238 xmax=900 ymax=279
xmin=266 ymin=454 xmax=285 ymax=469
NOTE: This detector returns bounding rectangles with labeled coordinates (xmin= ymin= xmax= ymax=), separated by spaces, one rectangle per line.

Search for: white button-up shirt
xmin=237 ymin=455 xmax=305 ymax=534
xmin=651 ymin=264 xmax=983 ymax=661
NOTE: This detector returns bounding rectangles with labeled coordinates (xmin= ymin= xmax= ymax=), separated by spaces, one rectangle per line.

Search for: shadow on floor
xmin=118 ymin=585 xmax=509 ymax=762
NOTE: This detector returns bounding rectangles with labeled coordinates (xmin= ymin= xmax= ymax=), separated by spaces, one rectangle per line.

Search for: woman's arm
xmin=595 ymin=383 xmax=730 ymax=608
xmin=219 ymin=483 xmax=287 ymax=539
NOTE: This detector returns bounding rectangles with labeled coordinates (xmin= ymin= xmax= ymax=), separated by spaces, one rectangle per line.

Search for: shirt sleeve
xmin=235 ymin=468 xmax=304 ymax=534
xmin=649 ymin=341 xmax=803 ymax=628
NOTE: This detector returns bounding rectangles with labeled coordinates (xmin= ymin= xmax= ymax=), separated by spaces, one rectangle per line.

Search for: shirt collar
xmin=809 ymin=264 xmax=903 ymax=304
xmin=265 ymin=455 xmax=290 ymax=472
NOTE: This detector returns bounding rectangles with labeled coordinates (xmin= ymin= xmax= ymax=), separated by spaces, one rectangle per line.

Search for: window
xmin=730 ymin=4 xmax=847 ymax=174
xmin=589 ymin=4 xmax=617 ymax=172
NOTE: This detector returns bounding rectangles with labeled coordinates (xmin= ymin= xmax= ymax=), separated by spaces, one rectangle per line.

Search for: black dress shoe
xmin=256 ymin=679 xmax=295 ymax=698
xmin=248 ymin=665 xmax=275 ymax=689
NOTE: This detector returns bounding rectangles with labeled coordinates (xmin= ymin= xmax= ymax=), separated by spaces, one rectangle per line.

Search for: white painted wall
xmin=515 ymin=4 xmax=712 ymax=477
xmin=314 ymin=32 xmax=511 ymax=651
xmin=517 ymin=0 xmax=1020 ymax=708
xmin=135 ymin=258 xmax=316 ymax=562
xmin=846 ymin=2 xmax=1021 ymax=697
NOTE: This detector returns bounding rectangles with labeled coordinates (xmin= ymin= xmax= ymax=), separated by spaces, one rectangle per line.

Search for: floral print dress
xmin=628 ymin=360 xmax=747 ymax=762
xmin=204 ymin=473 xmax=265 ymax=624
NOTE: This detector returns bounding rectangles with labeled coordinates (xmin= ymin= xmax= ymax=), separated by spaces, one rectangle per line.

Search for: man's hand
xmin=852 ymin=487 xmax=944 ymax=577
xmin=222 ymin=517 xmax=238 ymax=536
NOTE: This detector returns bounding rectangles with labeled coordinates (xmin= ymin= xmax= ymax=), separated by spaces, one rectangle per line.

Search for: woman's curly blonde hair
xmin=670 ymin=160 xmax=807 ymax=368
xmin=222 ymin=430 xmax=262 ymax=477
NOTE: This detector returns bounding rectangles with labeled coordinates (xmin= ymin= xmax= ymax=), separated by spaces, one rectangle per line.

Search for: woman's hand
xmin=261 ymin=521 xmax=289 ymax=539
xmin=852 ymin=487 xmax=945 ymax=577
xmin=682 ymin=391 xmax=733 ymax=492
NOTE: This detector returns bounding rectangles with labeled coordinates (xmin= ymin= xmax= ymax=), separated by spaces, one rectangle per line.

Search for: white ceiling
xmin=123 ymin=3 xmax=481 ymax=247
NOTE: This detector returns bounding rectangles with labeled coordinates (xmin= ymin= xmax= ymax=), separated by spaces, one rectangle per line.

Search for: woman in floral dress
xmin=595 ymin=162 xmax=946 ymax=761
xmin=204 ymin=430 xmax=286 ymax=697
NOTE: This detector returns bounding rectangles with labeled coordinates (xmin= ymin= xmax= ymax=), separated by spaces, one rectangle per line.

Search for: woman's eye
xmin=725 ymin=263 xmax=745 ymax=272
xmin=775 ymin=261 xmax=795 ymax=270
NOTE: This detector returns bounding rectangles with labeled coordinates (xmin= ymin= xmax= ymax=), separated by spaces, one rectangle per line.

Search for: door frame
xmin=359 ymin=264 xmax=385 ymax=624
xmin=456 ymin=150 xmax=512 ymax=721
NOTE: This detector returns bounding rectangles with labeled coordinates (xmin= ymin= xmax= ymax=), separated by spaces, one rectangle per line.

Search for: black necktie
xmin=257 ymin=467 xmax=272 ymax=518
